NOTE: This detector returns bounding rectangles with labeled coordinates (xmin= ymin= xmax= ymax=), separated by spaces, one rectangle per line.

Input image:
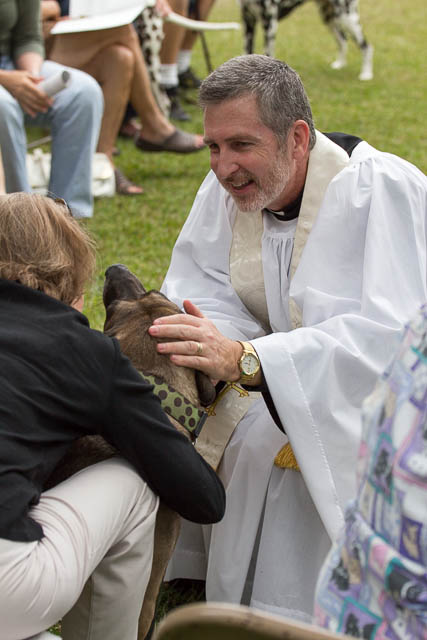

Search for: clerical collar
xmin=262 ymin=190 xmax=303 ymax=221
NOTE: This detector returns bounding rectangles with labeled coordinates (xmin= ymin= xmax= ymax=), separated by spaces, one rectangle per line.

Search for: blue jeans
xmin=0 ymin=58 xmax=103 ymax=218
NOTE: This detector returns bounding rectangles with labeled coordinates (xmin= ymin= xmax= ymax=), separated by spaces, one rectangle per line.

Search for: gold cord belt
xmin=274 ymin=442 xmax=300 ymax=471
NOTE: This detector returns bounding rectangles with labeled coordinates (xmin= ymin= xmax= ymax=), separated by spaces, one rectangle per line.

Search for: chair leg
xmin=193 ymin=1 xmax=213 ymax=74
xmin=27 ymin=135 xmax=52 ymax=150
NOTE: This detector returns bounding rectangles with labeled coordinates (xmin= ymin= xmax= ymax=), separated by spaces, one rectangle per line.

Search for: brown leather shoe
xmin=134 ymin=129 xmax=205 ymax=154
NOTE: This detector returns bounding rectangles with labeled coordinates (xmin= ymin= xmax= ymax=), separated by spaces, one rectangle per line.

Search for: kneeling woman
xmin=0 ymin=193 xmax=225 ymax=640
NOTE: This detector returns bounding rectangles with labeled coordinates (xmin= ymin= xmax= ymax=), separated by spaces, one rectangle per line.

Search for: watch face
xmin=242 ymin=353 xmax=259 ymax=375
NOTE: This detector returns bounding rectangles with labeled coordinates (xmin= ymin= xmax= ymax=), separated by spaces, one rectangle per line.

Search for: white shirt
xmin=162 ymin=137 xmax=427 ymax=539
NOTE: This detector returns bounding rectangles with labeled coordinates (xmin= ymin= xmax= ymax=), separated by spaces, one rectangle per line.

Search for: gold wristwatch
xmin=237 ymin=341 xmax=261 ymax=384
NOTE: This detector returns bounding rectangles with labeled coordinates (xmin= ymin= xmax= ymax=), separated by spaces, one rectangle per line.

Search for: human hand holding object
xmin=155 ymin=0 xmax=173 ymax=17
xmin=39 ymin=70 xmax=71 ymax=97
xmin=0 ymin=70 xmax=53 ymax=117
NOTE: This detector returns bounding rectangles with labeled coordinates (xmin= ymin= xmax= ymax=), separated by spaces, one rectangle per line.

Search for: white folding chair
xmin=153 ymin=602 xmax=347 ymax=640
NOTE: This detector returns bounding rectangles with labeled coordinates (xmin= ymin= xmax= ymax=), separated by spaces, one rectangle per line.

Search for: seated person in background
xmin=147 ymin=55 xmax=427 ymax=622
xmin=0 ymin=192 xmax=225 ymax=640
xmin=158 ymin=0 xmax=216 ymax=121
xmin=315 ymin=305 xmax=427 ymax=639
xmin=158 ymin=0 xmax=191 ymax=122
xmin=47 ymin=0 xmax=205 ymax=196
xmin=177 ymin=0 xmax=217 ymax=89
xmin=0 ymin=0 xmax=103 ymax=218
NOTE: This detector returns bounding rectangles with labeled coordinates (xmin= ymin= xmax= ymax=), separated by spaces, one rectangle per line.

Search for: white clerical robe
xmin=162 ymin=135 xmax=427 ymax=621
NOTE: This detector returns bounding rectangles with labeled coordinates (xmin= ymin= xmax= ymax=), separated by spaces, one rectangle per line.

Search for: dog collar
xmin=139 ymin=372 xmax=208 ymax=441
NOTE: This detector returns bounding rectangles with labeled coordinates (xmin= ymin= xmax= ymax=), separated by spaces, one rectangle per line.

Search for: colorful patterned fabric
xmin=315 ymin=305 xmax=427 ymax=639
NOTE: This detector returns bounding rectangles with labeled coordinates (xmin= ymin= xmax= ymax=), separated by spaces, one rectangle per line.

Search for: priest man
xmin=148 ymin=54 xmax=427 ymax=622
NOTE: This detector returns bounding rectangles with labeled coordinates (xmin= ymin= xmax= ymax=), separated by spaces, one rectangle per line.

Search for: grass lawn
xmin=46 ymin=0 xmax=426 ymax=632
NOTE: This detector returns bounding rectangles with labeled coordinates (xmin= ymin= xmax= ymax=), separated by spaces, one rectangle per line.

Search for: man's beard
xmin=222 ymin=152 xmax=291 ymax=212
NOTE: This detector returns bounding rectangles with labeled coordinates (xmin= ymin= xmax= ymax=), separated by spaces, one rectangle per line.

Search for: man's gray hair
xmin=199 ymin=55 xmax=316 ymax=149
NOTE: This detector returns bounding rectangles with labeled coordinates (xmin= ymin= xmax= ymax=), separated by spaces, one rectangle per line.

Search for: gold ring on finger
xmin=196 ymin=341 xmax=203 ymax=355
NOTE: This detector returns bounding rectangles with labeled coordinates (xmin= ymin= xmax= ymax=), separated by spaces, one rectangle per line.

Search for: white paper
xmin=39 ymin=70 xmax=71 ymax=96
xmin=51 ymin=1 xmax=152 ymax=34
xmin=50 ymin=1 xmax=240 ymax=35
xmin=69 ymin=0 xmax=148 ymax=17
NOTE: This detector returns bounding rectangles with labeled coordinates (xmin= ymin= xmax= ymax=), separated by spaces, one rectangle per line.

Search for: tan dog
xmin=47 ymin=263 xmax=216 ymax=639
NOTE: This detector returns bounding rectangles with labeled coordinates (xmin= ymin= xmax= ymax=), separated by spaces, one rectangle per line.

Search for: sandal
xmin=119 ymin=119 xmax=142 ymax=139
xmin=114 ymin=168 xmax=144 ymax=196
xmin=134 ymin=128 xmax=205 ymax=154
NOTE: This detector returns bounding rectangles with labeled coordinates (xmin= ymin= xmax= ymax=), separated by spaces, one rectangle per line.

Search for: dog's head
xmin=103 ymin=264 xmax=216 ymax=407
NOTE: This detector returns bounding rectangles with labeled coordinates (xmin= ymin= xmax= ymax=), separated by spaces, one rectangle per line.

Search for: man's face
xmin=203 ymin=95 xmax=292 ymax=212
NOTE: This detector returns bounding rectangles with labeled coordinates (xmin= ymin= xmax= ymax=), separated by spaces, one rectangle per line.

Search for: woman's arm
xmin=102 ymin=344 xmax=226 ymax=525
xmin=11 ymin=0 xmax=44 ymax=60
xmin=41 ymin=0 xmax=61 ymax=21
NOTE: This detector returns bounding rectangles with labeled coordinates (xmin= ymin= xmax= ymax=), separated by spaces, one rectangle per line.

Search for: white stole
xmin=196 ymin=133 xmax=350 ymax=470
xmin=230 ymin=131 xmax=350 ymax=330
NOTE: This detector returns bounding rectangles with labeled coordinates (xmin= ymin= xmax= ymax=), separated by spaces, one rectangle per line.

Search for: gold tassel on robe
xmin=274 ymin=442 xmax=300 ymax=471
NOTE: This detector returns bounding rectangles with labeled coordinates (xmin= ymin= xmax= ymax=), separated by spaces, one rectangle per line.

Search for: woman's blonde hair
xmin=0 ymin=193 xmax=96 ymax=305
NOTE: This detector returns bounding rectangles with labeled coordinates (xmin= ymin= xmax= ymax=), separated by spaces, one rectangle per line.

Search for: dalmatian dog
xmin=134 ymin=5 xmax=171 ymax=117
xmin=240 ymin=0 xmax=374 ymax=80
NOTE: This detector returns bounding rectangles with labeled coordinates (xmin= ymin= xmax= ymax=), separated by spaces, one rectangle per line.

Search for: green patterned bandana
xmin=139 ymin=372 xmax=207 ymax=441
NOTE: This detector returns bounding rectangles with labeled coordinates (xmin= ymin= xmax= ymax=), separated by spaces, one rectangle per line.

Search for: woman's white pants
xmin=0 ymin=457 xmax=159 ymax=640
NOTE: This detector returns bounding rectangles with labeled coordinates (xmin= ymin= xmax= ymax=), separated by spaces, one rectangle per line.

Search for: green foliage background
xmin=83 ymin=0 xmax=427 ymax=331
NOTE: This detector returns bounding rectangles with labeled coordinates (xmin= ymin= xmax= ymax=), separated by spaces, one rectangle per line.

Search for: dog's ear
xmin=195 ymin=371 xmax=216 ymax=407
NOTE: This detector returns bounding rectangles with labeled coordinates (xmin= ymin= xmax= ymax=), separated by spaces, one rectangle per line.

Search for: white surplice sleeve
xmin=162 ymin=171 xmax=266 ymax=340
xmin=253 ymin=143 xmax=427 ymax=538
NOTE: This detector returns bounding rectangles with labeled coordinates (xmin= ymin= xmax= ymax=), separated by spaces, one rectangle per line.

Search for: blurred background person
xmin=0 ymin=0 xmax=103 ymax=217
xmin=47 ymin=0 xmax=205 ymax=196
xmin=315 ymin=305 xmax=427 ymax=639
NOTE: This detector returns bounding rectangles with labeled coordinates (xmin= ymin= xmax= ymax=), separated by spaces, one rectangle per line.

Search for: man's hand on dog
xmin=149 ymin=300 xmax=243 ymax=383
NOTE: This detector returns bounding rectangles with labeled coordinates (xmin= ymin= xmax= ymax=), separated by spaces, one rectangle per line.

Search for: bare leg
xmin=49 ymin=25 xmax=204 ymax=156
xmin=177 ymin=0 xmax=216 ymax=89
xmin=181 ymin=0 xmax=216 ymax=52
xmin=159 ymin=0 xmax=191 ymax=121
xmin=77 ymin=41 xmax=144 ymax=195
xmin=160 ymin=0 xmax=189 ymax=65
xmin=125 ymin=24 xmax=177 ymax=142
xmin=82 ymin=44 xmax=134 ymax=162
xmin=76 ymin=24 xmax=204 ymax=146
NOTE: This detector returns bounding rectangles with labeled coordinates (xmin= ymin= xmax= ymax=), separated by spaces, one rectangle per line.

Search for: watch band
xmin=237 ymin=341 xmax=261 ymax=383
